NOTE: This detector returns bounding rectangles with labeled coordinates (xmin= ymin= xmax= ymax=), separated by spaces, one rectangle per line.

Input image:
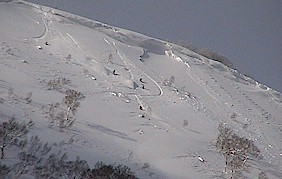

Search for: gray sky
xmin=27 ymin=0 xmax=282 ymax=92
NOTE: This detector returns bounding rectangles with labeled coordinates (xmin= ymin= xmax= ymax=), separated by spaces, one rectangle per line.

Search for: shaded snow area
xmin=0 ymin=1 xmax=282 ymax=178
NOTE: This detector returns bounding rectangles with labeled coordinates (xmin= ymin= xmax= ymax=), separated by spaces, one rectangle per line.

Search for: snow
xmin=0 ymin=1 xmax=282 ymax=178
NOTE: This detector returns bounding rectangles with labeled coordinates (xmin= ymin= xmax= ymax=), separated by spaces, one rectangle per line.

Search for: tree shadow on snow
xmin=86 ymin=122 xmax=137 ymax=142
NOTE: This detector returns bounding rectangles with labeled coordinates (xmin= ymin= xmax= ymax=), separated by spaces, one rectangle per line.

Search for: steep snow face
xmin=0 ymin=1 xmax=282 ymax=178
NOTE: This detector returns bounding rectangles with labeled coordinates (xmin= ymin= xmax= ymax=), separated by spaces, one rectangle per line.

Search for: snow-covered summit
xmin=0 ymin=1 xmax=281 ymax=178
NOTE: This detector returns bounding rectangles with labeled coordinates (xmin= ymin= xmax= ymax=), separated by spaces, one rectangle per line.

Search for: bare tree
xmin=63 ymin=89 xmax=85 ymax=122
xmin=34 ymin=151 xmax=68 ymax=178
xmin=64 ymin=157 xmax=90 ymax=178
xmin=0 ymin=118 xmax=33 ymax=159
xmin=47 ymin=89 xmax=85 ymax=130
xmin=13 ymin=135 xmax=51 ymax=177
xmin=1 ymin=132 xmax=138 ymax=179
xmin=86 ymin=162 xmax=138 ymax=179
xmin=216 ymin=123 xmax=261 ymax=178
xmin=24 ymin=92 xmax=32 ymax=104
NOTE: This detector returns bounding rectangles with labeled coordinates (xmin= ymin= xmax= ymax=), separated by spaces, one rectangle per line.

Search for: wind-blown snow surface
xmin=0 ymin=1 xmax=282 ymax=178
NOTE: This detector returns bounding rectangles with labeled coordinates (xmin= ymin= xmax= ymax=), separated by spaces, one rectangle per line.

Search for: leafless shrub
xmin=216 ymin=123 xmax=261 ymax=178
xmin=33 ymin=151 xmax=68 ymax=178
xmin=0 ymin=128 xmax=138 ymax=179
xmin=46 ymin=102 xmax=60 ymax=123
xmin=198 ymin=48 xmax=233 ymax=67
xmin=6 ymin=88 xmax=32 ymax=104
xmin=13 ymin=135 xmax=51 ymax=176
xmin=0 ymin=118 xmax=33 ymax=159
xmin=0 ymin=162 xmax=10 ymax=178
xmin=34 ymin=152 xmax=139 ymax=179
xmin=47 ymin=104 xmax=73 ymax=131
xmin=63 ymin=157 xmax=90 ymax=178
xmin=24 ymin=92 xmax=32 ymax=104
xmin=34 ymin=154 xmax=139 ymax=179
xmin=176 ymin=40 xmax=198 ymax=52
xmin=163 ymin=76 xmax=175 ymax=87
xmin=14 ymin=136 xmax=87 ymax=179
xmin=230 ymin=113 xmax=237 ymax=119
xmin=66 ymin=54 xmax=72 ymax=60
xmin=108 ymin=53 xmax=113 ymax=64
xmin=8 ymin=88 xmax=18 ymax=100
xmin=83 ymin=68 xmax=89 ymax=74
xmin=47 ymin=77 xmax=71 ymax=91
xmin=182 ymin=120 xmax=189 ymax=127
xmin=175 ymin=40 xmax=233 ymax=67
xmin=142 ymin=162 xmax=150 ymax=169
xmin=87 ymin=162 xmax=138 ymax=179
xmin=258 ymin=171 xmax=269 ymax=179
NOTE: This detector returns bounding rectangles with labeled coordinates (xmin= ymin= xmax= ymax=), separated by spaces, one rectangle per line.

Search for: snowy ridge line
xmin=19 ymin=0 xmax=108 ymax=29
xmin=19 ymin=0 xmax=282 ymax=97
xmin=27 ymin=0 xmax=282 ymax=98
xmin=180 ymin=46 xmax=281 ymax=98
xmin=229 ymin=67 xmax=281 ymax=98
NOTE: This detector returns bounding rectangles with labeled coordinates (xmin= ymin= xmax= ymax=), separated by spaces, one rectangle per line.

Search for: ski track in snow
xmin=40 ymin=12 xmax=171 ymax=134
xmin=114 ymin=44 xmax=164 ymax=97
xmin=33 ymin=12 xmax=50 ymax=40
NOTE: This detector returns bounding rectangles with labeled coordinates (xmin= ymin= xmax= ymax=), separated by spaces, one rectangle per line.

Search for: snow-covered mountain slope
xmin=0 ymin=1 xmax=281 ymax=178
